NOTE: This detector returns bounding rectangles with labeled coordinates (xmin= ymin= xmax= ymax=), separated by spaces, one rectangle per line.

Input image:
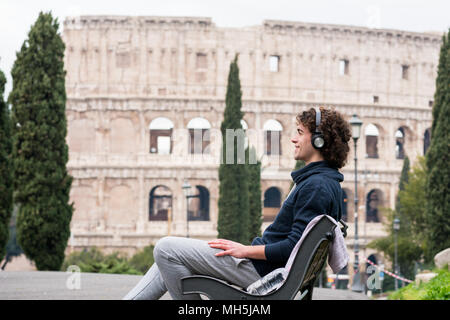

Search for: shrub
xmin=128 ymin=245 xmax=155 ymax=274
xmin=62 ymin=247 xmax=140 ymax=275
xmin=423 ymin=269 xmax=450 ymax=300
xmin=388 ymin=268 xmax=450 ymax=300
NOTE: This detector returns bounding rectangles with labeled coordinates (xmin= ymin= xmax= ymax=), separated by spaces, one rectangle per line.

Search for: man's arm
xmin=208 ymin=239 xmax=266 ymax=260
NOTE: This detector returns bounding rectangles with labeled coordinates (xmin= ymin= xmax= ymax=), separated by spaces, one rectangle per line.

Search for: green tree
xmin=398 ymin=157 xmax=429 ymax=253
xmin=368 ymin=157 xmax=424 ymax=281
xmin=217 ymin=55 xmax=250 ymax=244
xmin=395 ymin=156 xmax=409 ymax=214
xmin=9 ymin=12 xmax=73 ymax=270
xmin=246 ymin=146 xmax=262 ymax=243
xmin=425 ymin=29 xmax=450 ymax=261
xmin=0 ymin=68 xmax=13 ymax=262
xmin=368 ymin=208 xmax=423 ymax=283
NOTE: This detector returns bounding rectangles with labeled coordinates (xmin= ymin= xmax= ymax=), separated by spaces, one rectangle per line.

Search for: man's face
xmin=291 ymin=122 xmax=316 ymax=162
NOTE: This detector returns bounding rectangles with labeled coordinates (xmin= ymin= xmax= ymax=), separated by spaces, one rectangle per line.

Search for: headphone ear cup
xmin=311 ymin=133 xmax=325 ymax=149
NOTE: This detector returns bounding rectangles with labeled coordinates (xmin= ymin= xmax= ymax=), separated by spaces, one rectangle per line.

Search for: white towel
xmin=285 ymin=214 xmax=349 ymax=274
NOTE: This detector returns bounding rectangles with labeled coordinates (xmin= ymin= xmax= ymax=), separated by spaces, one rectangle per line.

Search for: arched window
xmin=263 ymin=187 xmax=281 ymax=221
xmin=395 ymin=128 xmax=405 ymax=159
xmin=149 ymin=117 xmax=174 ymax=154
xmin=149 ymin=185 xmax=172 ymax=221
xmin=187 ymin=117 xmax=211 ymax=154
xmin=263 ymin=119 xmax=283 ymax=155
xmin=424 ymin=128 xmax=431 ymax=155
xmin=366 ymin=189 xmax=383 ymax=223
xmin=187 ymin=186 xmax=210 ymax=221
xmin=365 ymin=124 xmax=379 ymax=158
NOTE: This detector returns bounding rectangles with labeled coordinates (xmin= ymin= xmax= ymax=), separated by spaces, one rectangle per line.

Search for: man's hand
xmin=208 ymin=239 xmax=248 ymax=258
xmin=208 ymin=240 xmax=267 ymax=260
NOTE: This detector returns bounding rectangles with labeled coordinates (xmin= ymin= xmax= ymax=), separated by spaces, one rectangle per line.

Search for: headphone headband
xmin=315 ymin=107 xmax=321 ymax=133
xmin=312 ymin=107 xmax=325 ymax=149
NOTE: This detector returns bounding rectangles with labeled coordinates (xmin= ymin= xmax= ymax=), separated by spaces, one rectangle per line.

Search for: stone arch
xmin=365 ymin=123 xmax=380 ymax=158
xmin=188 ymin=185 xmax=210 ymax=221
xmin=366 ymin=189 xmax=384 ymax=223
xmin=395 ymin=125 xmax=413 ymax=159
xmin=187 ymin=117 xmax=211 ymax=154
xmin=149 ymin=117 xmax=174 ymax=154
xmin=263 ymin=186 xmax=281 ymax=222
xmin=263 ymin=119 xmax=283 ymax=155
xmin=149 ymin=185 xmax=173 ymax=221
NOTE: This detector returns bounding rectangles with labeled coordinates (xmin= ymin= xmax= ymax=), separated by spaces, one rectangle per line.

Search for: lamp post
xmin=393 ymin=218 xmax=400 ymax=290
xmin=349 ymin=114 xmax=363 ymax=292
xmin=182 ymin=180 xmax=192 ymax=238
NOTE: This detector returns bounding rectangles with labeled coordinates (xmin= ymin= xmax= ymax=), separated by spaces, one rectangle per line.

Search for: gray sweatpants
xmin=122 ymin=236 xmax=262 ymax=300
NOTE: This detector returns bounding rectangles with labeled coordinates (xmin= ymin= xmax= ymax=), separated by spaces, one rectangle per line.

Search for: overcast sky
xmin=1 ymin=0 xmax=449 ymax=97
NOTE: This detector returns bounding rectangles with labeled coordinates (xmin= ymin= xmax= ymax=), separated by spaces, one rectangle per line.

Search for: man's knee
xmin=154 ymin=236 xmax=177 ymax=262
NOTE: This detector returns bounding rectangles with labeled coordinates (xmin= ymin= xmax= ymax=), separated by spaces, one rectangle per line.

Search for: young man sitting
xmin=123 ymin=106 xmax=351 ymax=300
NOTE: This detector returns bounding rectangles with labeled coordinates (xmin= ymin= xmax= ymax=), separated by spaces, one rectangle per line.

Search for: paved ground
xmin=0 ymin=271 xmax=369 ymax=300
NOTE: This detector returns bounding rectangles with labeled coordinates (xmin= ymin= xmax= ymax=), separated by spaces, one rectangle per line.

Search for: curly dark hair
xmin=296 ymin=107 xmax=351 ymax=169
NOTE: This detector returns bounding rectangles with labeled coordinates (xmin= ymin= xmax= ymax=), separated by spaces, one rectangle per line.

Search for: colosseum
xmin=62 ymin=15 xmax=442 ymax=278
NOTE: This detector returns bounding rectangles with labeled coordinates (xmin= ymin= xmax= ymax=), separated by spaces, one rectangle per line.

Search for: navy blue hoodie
xmin=250 ymin=161 xmax=344 ymax=277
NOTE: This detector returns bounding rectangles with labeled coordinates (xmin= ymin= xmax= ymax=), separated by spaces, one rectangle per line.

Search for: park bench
xmin=181 ymin=215 xmax=348 ymax=300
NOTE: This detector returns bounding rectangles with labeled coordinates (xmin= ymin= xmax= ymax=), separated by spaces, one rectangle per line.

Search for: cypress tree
xmin=246 ymin=146 xmax=262 ymax=243
xmin=217 ymin=55 xmax=250 ymax=243
xmin=0 ymin=68 xmax=13 ymax=262
xmin=395 ymin=156 xmax=410 ymax=225
xmin=425 ymin=29 xmax=450 ymax=260
xmin=9 ymin=12 xmax=73 ymax=270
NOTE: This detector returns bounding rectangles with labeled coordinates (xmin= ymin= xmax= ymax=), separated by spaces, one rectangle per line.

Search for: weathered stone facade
xmin=62 ymin=16 xmax=441 ymax=270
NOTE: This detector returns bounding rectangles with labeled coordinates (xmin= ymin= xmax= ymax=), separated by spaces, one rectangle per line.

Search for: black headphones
xmin=311 ymin=107 xmax=325 ymax=149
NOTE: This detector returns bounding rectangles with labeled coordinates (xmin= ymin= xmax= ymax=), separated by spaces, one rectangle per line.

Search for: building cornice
xmin=63 ymin=15 xmax=443 ymax=46
xmin=262 ymin=20 xmax=443 ymax=45
xmin=64 ymin=15 xmax=214 ymax=30
xmin=66 ymin=96 xmax=432 ymax=121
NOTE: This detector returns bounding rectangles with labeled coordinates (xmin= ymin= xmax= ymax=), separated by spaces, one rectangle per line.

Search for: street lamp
xmin=182 ymin=180 xmax=192 ymax=238
xmin=349 ymin=114 xmax=363 ymax=292
xmin=393 ymin=218 xmax=400 ymax=290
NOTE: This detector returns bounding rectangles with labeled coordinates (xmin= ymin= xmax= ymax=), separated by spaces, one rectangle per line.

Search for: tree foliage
xmin=0 ymin=68 xmax=13 ymax=262
xmin=9 ymin=12 xmax=73 ymax=270
xmin=425 ymin=29 xmax=450 ymax=260
xmin=217 ymin=55 xmax=250 ymax=243
xmin=246 ymin=146 xmax=262 ymax=243
xmin=368 ymin=157 xmax=427 ymax=281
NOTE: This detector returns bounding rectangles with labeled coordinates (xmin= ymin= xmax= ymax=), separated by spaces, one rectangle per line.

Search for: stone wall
xmin=62 ymin=16 xmax=440 ymax=268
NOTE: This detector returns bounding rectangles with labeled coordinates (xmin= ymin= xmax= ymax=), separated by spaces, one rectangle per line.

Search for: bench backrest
xmin=264 ymin=215 xmax=337 ymax=299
